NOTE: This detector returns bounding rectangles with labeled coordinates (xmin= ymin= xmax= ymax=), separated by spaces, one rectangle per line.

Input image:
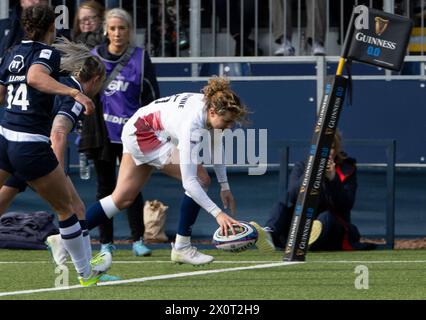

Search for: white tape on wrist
xmin=210 ymin=207 xmax=221 ymax=218
xmin=220 ymin=182 xmax=230 ymax=191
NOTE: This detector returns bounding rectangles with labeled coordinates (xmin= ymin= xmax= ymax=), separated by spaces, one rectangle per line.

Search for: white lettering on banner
xmin=299 ymin=218 xmax=312 ymax=250
xmin=286 ymin=215 xmax=300 ymax=250
xmin=328 ymin=97 xmax=341 ymax=129
xmin=104 ymin=80 xmax=130 ymax=96
xmin=355 ymin=32 xmax=397 ymax=50
xmin=103 ymin=114 xmax=129 ymax=125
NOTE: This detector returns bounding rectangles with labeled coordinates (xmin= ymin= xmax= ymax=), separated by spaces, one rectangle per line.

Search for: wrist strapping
xmin=220 ymin=182 xmax=230 ymax=191
xmin=210 ymin=207 xmax=221 ymax=218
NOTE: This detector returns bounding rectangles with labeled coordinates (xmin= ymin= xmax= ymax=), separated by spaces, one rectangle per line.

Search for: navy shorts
xmin=0 ymin=135 xmax=59 ymax=182
xmin=4 ymin=175 xmax=28 ymax=192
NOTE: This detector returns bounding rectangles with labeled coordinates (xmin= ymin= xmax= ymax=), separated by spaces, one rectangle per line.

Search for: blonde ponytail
xmin=53 ymin=37 xmax=105 ymax=82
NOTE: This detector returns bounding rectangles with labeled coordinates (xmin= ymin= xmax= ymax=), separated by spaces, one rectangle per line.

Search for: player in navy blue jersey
xmin=0 ymin=76 xmax=95 ymax=213
xmin=0 ymin=38 xmax=110 ymax=273
xmin=0 ymin=5 xmax=110 ymax=286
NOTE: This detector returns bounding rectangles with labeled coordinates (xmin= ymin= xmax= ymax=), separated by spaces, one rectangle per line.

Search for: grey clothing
xmin=271 ymin=0 xmax=326 ymax=44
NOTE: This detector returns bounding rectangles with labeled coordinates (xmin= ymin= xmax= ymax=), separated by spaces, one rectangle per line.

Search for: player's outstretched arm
xmin=27 ymin=64 xmax=95 ymax=115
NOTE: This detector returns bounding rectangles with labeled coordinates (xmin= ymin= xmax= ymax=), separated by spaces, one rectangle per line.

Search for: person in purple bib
xmin=78 ymin=8 xmax=160 ymax=257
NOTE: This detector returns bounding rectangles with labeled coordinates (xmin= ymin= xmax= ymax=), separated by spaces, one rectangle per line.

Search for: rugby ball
xmin=212 ymin=221 xmax=258 ymax=252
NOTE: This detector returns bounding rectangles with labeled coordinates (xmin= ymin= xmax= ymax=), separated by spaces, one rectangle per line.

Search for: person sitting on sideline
xmin=253 ymin=130 xmax=376 ymax=251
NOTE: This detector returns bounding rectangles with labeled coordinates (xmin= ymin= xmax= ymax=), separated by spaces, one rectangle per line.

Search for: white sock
xmin=59 ymin=215 xmax=91 ymax=278
xmin=79 ymin=220 xmax=92 ymax=262
xmin=100 ymin=195 xmax=120 ymax=219
xmin=82 ymin=231 xmax=92 ymax=262
xmin=175 ymin=234 xmax=191 ymax=250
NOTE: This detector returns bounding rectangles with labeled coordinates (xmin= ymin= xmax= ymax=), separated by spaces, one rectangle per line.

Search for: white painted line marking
xmin=0 ymin=261 xmax=301 ymax=298
xmin=2 ymin=259 xmax=426 ymax=265
xmin=0 ymin=260 xmax=281 ymax=264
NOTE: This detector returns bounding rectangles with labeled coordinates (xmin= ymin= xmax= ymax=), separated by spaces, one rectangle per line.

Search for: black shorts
xmin=0 ymin=134 xmax=58 ymax=182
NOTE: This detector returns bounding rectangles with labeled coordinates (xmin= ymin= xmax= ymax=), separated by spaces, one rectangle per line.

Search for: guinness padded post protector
xmin=283 ymin=6 xmax=412 ymax=262
xmin=283 ymin=76 xmax=347 ymax=262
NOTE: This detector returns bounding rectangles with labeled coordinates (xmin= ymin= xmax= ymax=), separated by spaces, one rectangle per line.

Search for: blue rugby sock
xmin=177 ymin=194 xmax=201 ymax=237
xmin=86 ymin=196 xmax=120 ymax=230
xmin=86 ymin=201 xmax=109 ymax=230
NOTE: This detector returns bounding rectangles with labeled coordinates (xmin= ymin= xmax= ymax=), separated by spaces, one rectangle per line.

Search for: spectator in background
xmin=72 ymin=0 xmax=106 ymax=49
xmin=215 ymin=0 xmax=263 ymax=56
xmin=333 ymin=0 xmax=384 ymax=47
xmin=0 ymin=0 xmax=49 ymax=62
xmin=149 ymin=0 xmax=190 ymax=57
xmin=78 ymin=8 xmax=160 ymax=257
xmin=272 ymin=0 xmax=326 ymax=56
xmin=256 ymin=130 xmax=376 ymax=251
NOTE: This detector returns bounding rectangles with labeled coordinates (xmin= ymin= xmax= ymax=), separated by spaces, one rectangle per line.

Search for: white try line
xmin=3 ymin=259 xmax=426 ymax=265
xmin=0 ymin=260 xmax=282 ymax=265
xmin=310 ymin=260 xmax=426 ymax=264
xmin=0 ymin=261 xmax=302 ymax=298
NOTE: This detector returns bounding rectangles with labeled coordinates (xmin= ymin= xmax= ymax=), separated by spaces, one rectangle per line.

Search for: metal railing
xmin=2 ymin=0 xmax=425 ymax=57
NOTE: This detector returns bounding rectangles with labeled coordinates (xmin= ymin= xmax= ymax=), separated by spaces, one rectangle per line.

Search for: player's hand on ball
xmin=220 ymin=190 xmax=236 ymax=215
xmin=216 ymin=212 xmax=241 ymax=236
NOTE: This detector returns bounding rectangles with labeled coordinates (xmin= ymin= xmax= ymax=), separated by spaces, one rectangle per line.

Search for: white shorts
xmin=121 ymin=125 xmax=177 ymax=169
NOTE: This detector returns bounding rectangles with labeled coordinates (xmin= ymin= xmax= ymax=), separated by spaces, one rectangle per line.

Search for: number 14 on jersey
xmin=7 ymin=83 xmax=30 ymax=111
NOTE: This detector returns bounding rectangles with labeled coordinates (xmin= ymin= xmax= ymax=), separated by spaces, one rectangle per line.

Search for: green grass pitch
xmin=1 ymin=248 xmax=426 ymax=300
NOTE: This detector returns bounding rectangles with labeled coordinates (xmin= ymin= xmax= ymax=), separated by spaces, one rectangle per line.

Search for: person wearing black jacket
xmin=262 ymin=130 xmax=375 ymax=251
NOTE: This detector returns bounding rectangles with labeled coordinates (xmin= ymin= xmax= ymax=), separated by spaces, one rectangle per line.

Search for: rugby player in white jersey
xmin=82 ymin=76 xmax=247 ymax=265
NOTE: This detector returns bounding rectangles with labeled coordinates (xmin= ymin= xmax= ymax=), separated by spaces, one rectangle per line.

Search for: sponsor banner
xmin=284 ymin=76 xmax=347 ymax=262
xmin=343 ymin=5 xmax=413 ymax=71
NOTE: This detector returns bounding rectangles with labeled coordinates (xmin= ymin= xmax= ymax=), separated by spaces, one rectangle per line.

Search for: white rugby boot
xmin=171 ymin=243 xmax=214 ymax=266
xmin=46 ymin=234 xmax=69 ymax=266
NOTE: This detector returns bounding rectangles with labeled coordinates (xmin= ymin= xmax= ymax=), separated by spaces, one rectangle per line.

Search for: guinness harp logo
xmin=375 ymin=16 xmax=389 ymax=36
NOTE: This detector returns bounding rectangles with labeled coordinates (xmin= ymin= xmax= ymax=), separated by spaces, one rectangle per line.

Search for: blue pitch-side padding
xmin=65 ymin=78 xmax=426 ymax=165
